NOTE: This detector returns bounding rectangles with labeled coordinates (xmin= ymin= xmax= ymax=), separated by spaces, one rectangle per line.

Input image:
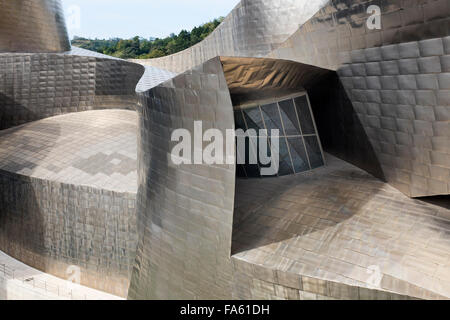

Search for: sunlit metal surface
xmin=0 ymin=0 xmax=448 ymax=301
xmin=268 ymin=0 xmax=450 ymax=197
xmin=0 ymin=110 xmax=139 ymax=298
xmin=0 ymin=0 xmax=70 ymax=53
xmin=0 ymin=52 xmax=144 ymax=130
xmin=221 ymin=56 xmax=330 ymax=106
xmin=232 ymin=154 xmax=450 ymax=300
xmin=128 ymin=57 xmax=237 ymax=299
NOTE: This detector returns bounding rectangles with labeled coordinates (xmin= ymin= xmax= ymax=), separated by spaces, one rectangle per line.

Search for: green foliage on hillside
xmin=71 ymin=17 xmax=224 ymax=59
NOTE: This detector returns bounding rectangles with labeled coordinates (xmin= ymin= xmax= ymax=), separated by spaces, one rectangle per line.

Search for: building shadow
xmin=0 ymin=94 xmax=39 ymax=130
xmin=306 ymin=72 xmax=386 ymax=182
xmin=0 ymin=119 xmax=62 ymax=273
xmin=416 ymin=195 xmax=450 ymax=210
xmin=231 ymin=155 xmax=377 ymax=255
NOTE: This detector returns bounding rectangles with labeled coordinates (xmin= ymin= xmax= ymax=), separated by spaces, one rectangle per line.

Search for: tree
xmin=71 ymin=17 xmax=225 ymax=59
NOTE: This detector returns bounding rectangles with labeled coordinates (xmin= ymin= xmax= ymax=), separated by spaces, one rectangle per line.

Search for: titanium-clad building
xmin=0 ymin=0 xmax=449 ymax=300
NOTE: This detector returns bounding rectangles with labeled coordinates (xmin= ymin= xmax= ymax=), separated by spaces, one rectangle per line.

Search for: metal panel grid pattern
xmin=136 ymin=66 xmax=177 ymax=92
xmin=0 ymin=110 xmax=138 ymax=193
xmin=337 ymin=37 xmax=450 ymax=197
xmin=0 ymin=170 xmax=137 ymax=298
xmin=128 ymin=58 xmax=236 ymax=300
xmin=0 ymin=0 xmax=70 ymax=53
xmin=0 ymin=109 xmax=139 ymax=297
xmin=269 ymin=0 xmax=450 ymax=70
xmin=267 ymin=0 xmax=450 ymax=197
xmin=0 ymin=52 xmax=144 ymax=130
xmin=234 ymin=93 xmax=325 ymax=178
xmin=67 ymin=47 xmax=175 ymax=92
xmin=232 ymin=154 xmax=450 ymax=300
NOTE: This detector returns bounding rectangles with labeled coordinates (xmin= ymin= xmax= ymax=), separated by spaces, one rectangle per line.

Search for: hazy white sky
xmin=62 ymin=0 xmax=239 ymax=39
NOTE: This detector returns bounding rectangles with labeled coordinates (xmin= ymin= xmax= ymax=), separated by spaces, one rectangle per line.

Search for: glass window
xmin=304 ymin=136 xmax=324 ymax=169
xmin=274 ymin=137 xmax=294 ymax=176
xmin=234 ymin=110 xmax=246 ymax=130
xmin=261 ymin=103 xmax=282 ymax=136
xmin=243 ymin=107 xmax=264 ymax=131
xmin=244 ymin=136 xmax=261 ymax=177
xmin=287 ymin=137 xmax=310 ymax=173
xmin=279 ymin=99 xmax=301 ymax=136
xmin=235 ymin=94 xmax=324 ymax=178
xmin=236 ymin=165 xmax=247 ymax=178
xmin=294 ymin=96 xmax=315 ymax=135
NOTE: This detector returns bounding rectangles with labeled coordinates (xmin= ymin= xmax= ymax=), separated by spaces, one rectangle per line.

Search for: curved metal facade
xmin=130 ymin=0 xmax=329 ymax=73
xmin=129 ymin=58 xmax=236 ymax=299
xmin=130 ymin=0 xmax=450 ymax=197
xmin=0 ymin=0 xmax=153 ymax=298
xmin=0 ymin=0 xmax=449 ymax=301
xmin=0 ymin=0 xmax=71 ymax=53
xmin=268 ymin=0 xmax=450 ymax=197
xmin=0 ymin=110 xmax=139 ymax=297
xmin=0 ymin=52 xmax=144 ymax=130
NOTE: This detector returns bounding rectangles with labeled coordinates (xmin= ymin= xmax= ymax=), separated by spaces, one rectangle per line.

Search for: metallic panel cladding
xmin=268 ymin=0 xmax=450 ymax=197
xmin=128 ymin=57 xmax=236 ymax=299
xmin=0 ymin=0 xmax=71 ymax=53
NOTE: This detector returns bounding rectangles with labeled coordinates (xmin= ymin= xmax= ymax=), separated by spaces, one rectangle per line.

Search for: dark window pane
xmin=287 ymin=137 xmax=310 ymax=173
xmin=236 ymin=165 xmax=247 ymax=178
xmin=244 ymin=136 xmax=261 ymax=177
xmin=273 ymin=137 xmax=294 ymax=176
xmin=278 ymin=161 xmax=294 ymax=176
xmin=294 ymin=96 xmax=315 ymax=135
xmin=259 ymin=139 xmax=277 ymax=177
xmin=243 ymin=107 xmax=264 ymax=131
xmin=304 ymin=136 xmax=324 ymax=169
xmin=261 ymin=103 xmax=282 ymax=136
xmin=234 ymin=110 xmax=246 ymax=130
xmin=279 ymin=99 xmax=301 ymax=136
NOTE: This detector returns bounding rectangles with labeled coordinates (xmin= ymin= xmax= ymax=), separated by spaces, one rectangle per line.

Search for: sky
xmin=61 ymin=0 xmax=240 ymax=40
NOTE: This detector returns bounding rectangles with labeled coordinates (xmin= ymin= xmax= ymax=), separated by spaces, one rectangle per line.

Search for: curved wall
xmin=131 ymin=0 xmax=329 ymax=73
xmin=0 ymin=171 xmax=137 ymax=298
xmin=268 ymin=0 xmax=450 ymax=197
xmin=268 ymin=0 xmax=450 ymax=70
xmin=128 ymin=57 xmax=332 ymax=300
xmin=0 ymin=0 xmax=71 ymax=53
xmin=128 ymin=58 xmax=236 ymax=299
xmin=129 ymin=56 xmax=450 ymax=300
xmin=0 ymin=109 xmax=140 ymax=298
xmin=0 ymin=53 xmax=144 ymax=130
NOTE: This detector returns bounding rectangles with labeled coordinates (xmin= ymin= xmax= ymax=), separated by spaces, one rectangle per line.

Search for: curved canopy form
xmin=221 ymin=56 xmax=330 ymax=106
